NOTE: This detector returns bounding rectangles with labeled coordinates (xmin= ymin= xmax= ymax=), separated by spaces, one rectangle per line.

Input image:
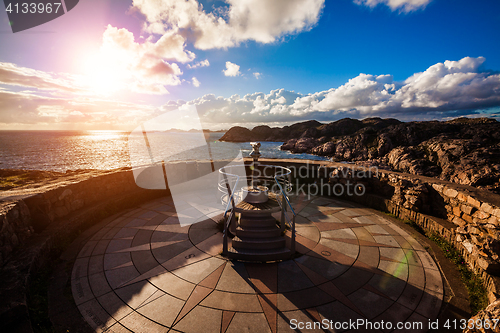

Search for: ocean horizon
xmin=0 ymin=130 xmax=328 ymax=172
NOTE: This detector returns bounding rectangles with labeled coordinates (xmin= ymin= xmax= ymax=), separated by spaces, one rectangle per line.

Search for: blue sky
xmin=0 ymin=0 xmax=499 ymax=130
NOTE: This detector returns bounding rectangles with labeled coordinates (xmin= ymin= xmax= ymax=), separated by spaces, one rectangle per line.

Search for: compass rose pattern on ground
xmin=72 ymin=195 xmax=443 ymax=333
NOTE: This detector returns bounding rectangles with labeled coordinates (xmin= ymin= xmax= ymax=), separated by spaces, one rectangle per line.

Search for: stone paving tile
xmin=351 ymin=226 xmax=377 ymax=242
xmin=416 ymin=250 xmax=439 ymax=270
xmin=151 ymin=239 xmax=192 ymax=263
xmin=295 ymin=255 xmax=348 ymax=281
xmin=365 ymin=225 xmax=390 ymax=235
xmin=378 ymin=260 xmax=409 ymax=281
xmin=404 ymin=248 xmax=423 ymax=266
xmin=356 ymin=246 xmax=380 ymax=267
xmin=373 ymin=235 xmax=400 ymax=247
xmin=77 ymin=298 xmax=116 ymax=332
xmin=72 ymin=276 xmax=94 ymax=305
xmin=406 ymin=236 xmax=426 ymax=252
xmin=407 ymin=263 xmax=426 ymax=289
xmin=106 ymin=239 xmax=133 ymax=254
xmin=258 ymin=293 xmax=278 ymax=333
xmin=245 ymin=262 xmax=278 ymax=294
xmin=105 ymin=266 xmax=140 ymax=289
xmin=72 ymin=257 xmax=89 ymax=280
xmin=226 ymin=313 xmax=272 ymax=333
xmin=310 ymin=213 xmax=343 ymax=223
xmin=78 ymin=240 xmax=98 ymax=258
xmin=131 ymin=250 xmax=159 ymax=274
xmin=89 ymin=272 xmax=112 ymax=297
xmin=415 ymin=288 xmax=442 ymax=320
xmin=319 ymin=238 xmax=359 ymax=259
xmin=316 ymin=301 xmax=365 ymax=331
xmin=149 ymin=270 xmax=195 ymax=300
xmin=332 ymin=266 xmax=374 ymax=296
xmin=424 ymin=266 xmax=444 ymax=294
xmin=278 ymin=287 xmax=334 ymax=311
xmin=367 ymin=274 xmax=406 ymax=301
xmin=88 ymin=254 xmax=104 ymax=275
xmin=372 ymin=301 xmax=413 ymax=332
xmin=189 ymin=226 xmax=219 ymax=245
xmin=106 ymin=322 xmax=133 ymax=333
xmin=119 ymin=311 xmax=168 ymax=333
xmin=393 ymin=235 xmax=413 ymax=249
xmin=97 ymin=291 xmax=133 ymax=321
xmin=92 ymin=239 xmax=110 ymax=255
xmin=135 ymin=293 xmax=184 ymax=327
xmin=102 ymin=228 xmax=121 ymax=240
xmin=296 ymin=225 xmax=321 ymax=242
xmin=171 ymin=257 xmax=225 ymax=286
xmin=379 ymin=248 xmax=406 ymax=263
xmin=278 ymin=309 xmax=324 ymax=333
xmin=347 ymin=289 xmax=394 ymax=319
xmin=114 ymin=281 xmax=159 ymax=309
xmin=221 ymin=311 xmax=236 ymax=333
xmin=277 ymin=260 xmax=314 ymax=293
xmin=173 ymin=305 xmax=222 ymax=333
xmin=396 ymin=282 xmax=424 ymax=311
xmin=91 ymin=227 xmax=112 ymax=241
xmin=166 ymin=245 xmax=218 ymax=272
xmin=321 ymin=228 xmax=357 ymax=240
xmin=104 ymin=253 xmax=132 ymax=271
xmin=131 ymin=229 xmax=153 ymax=247
xmin=201 ymin=290 xmax=262 ymax=312
xmin=113 ymin=228 xmax=139 ymax=240
xmin=216 ymin=261 xmax=255 ymax=294
xmin=194 ymin=233 xmax=224 ymax=256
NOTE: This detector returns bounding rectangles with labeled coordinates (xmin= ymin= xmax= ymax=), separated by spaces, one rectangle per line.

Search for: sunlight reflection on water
xmin=0 ymin=131 xmax=328 ymax=172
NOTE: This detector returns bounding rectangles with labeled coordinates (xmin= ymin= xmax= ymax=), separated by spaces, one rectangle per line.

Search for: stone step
xmin=239 ymin=216 xmax=278 ymax=228
xmin=235 ymin=226 xmax=282 ymax=239
xmin=227 ymin=247 xmax=292 ymax=262
xmin=232 ymin=236 xmax=286 ymax=250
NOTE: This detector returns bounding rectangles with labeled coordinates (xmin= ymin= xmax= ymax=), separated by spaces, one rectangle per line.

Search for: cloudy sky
xmin=0 ymin=0 xmax=499 ymax=130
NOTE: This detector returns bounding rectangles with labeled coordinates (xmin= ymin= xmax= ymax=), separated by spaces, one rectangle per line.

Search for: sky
xmin=0 ymin=0 xmax=499 ymax=130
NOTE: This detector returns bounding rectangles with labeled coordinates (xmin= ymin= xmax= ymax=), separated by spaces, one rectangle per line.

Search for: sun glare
xmin=81 ymin=52 xmax=128 ymax=95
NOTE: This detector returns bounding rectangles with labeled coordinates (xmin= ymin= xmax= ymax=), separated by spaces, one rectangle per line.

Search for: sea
xmin=0 ymin=131 xmax=328 ymax=172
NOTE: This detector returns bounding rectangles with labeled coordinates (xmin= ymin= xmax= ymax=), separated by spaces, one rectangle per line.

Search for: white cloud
xmin=192 ymin=77 xmax=200 ymax=87
xmin=0 ymin=62 xmax=78 ymax=92
xmin=223 ymin=61 xmax=241 ymax=77
xmin=354 ymin=0 xmax=431 ymax=13
xmin=90 ymin=25 xmax=185 ymax=95
xmin=2 ymin=57 xmax=499 ymax=129
xmin=253 ymin=72 xmax=262 ymax=79
xmin=187 ymin=59 xmax=210 ymax=69
xmin=131 ymin=0 xmax=325 ymax=49
xmin=164 ymin=57 xmax=500 ymax=126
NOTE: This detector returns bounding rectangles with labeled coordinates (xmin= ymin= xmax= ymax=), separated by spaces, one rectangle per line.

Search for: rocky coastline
xmin=220 ymin=117 xmax=500 ymax=193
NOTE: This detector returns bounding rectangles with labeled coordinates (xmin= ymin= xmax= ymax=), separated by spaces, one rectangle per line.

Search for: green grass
xmin=426 ymin=232 xmax=489 ymax=315
xmin=401 ymin=219 xmax=489 ymax=315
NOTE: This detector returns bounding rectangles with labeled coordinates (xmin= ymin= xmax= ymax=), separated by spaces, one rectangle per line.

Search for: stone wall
xmin=0 ymin=168 xmax=165 ymax=332
xmin=257 ymin=158 xmax=500 ymax=332
xmin=0 ymin=201 xmax=33 ymax=266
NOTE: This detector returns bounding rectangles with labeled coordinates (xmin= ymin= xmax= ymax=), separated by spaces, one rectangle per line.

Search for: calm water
xmin=0 ymin=131 xmax=328 ymax=172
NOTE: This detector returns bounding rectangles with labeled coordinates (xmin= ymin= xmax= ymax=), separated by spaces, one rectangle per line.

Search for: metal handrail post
xmin=280 ymin=192 xmax=286 ymax=233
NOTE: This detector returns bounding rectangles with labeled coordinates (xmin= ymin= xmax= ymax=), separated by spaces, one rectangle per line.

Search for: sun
xmin=81 ymin=51 xmax=129 ymax=95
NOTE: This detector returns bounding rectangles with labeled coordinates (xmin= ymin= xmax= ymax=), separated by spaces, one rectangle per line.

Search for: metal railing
xmin=218 ymin=164 xmax=296 ymax=256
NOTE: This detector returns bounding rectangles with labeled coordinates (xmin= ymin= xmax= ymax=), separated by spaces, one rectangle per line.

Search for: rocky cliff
xmin=220 ymin=117 xmax=500 ymax=192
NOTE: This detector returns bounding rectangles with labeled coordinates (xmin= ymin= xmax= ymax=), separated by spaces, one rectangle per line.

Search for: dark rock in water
xmin=221 ymin=117 xmax=500 ymax=192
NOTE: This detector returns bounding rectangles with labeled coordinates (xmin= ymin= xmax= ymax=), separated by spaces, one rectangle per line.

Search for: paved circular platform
xmin=72 ymin=195 xmax=443 ymax=333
